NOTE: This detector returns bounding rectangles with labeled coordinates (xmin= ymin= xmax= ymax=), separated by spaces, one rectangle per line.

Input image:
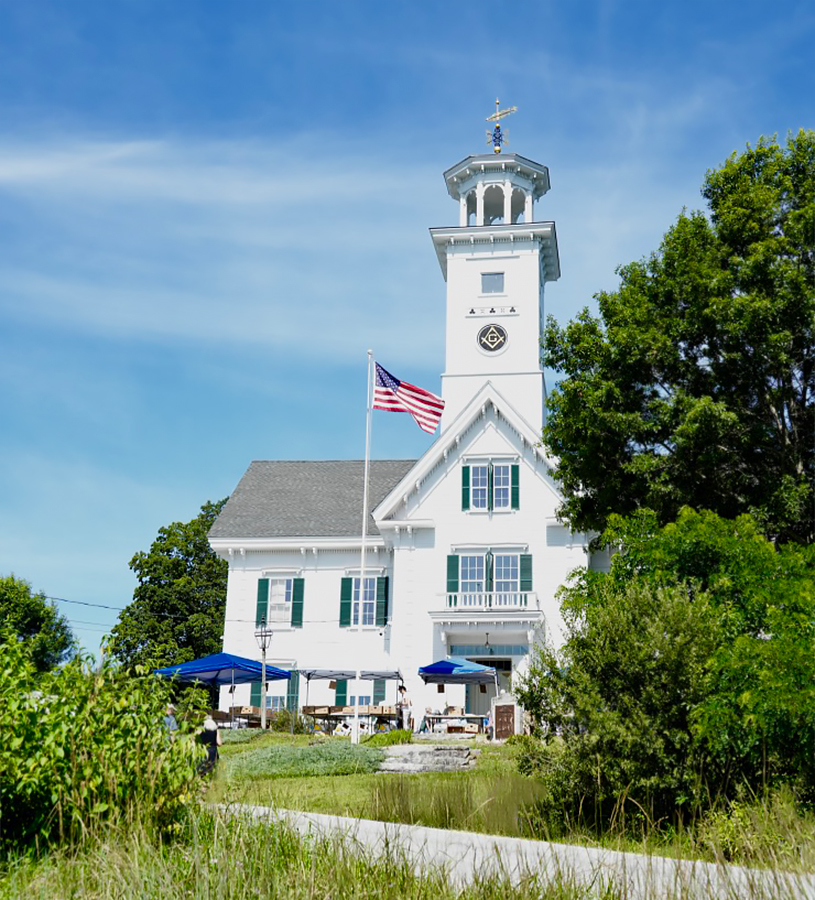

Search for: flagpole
xmin=353 ymin=349 xmax=374 ymax=745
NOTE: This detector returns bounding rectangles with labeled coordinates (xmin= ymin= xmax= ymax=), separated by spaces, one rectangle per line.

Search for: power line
xmin=47 ymin=595 xmax=127 ymax=612
xmin=48 ymin=593 xmax=379 ymax=628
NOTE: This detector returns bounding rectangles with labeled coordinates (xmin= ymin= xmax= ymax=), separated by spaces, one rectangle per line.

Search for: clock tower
xmin=429 ymin=150 xmax=560 ymax=434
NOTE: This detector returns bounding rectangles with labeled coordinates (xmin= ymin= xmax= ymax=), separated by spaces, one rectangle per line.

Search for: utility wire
xmin=47 ymin=594 xmax=365 ymax=627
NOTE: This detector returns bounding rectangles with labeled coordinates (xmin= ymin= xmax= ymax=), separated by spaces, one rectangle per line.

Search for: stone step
xmin=378 ymin=760 xmax=470 ymax=773
xmin=378 ymin=744 xmax=480 ymax=773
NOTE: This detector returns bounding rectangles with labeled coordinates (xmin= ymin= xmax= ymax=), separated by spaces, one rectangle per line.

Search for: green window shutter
xmin=487 ymin=463 xmax=494 ymax=510
xmin=286 ymin=672 xmax=300 ymax=713
xmin=373 ymin=678 xmax=386 ymax=705
xmin=511 ymin=464 xmax=520 ymax=510
xmin=335 ymin=679 xmax=348 ymax=706
xmin=291 ymin=578 xmax=304 ymax=628
xmin=485 ymin=550 xmax=494 ymax=593
xmin=461 ymin=465 xmax=470 ymax=510
xmin=375 ymin=576 xmax=389 ymax=627
xmin=256 ymin=578 xmax=269 ymax=626
xmin=520 ymin=554 xmax=533 ymax=592
xmin=250 ymin=681 xmax=261 ymax=707
xmin=446 ymin=554 xmax=459 ymax=594
xmin=339 ymin=577 xmax=352 ymax=627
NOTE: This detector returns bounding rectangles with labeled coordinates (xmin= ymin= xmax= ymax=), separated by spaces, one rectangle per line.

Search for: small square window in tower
xmin=481 ymin=272 xmax=504 ymax=294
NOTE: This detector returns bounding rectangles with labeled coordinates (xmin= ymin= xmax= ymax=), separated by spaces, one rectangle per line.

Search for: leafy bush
xmin=362 ymin=728 xmax=412 ymax=747
xmin=225 ymin=741 xmax=384 ymax=780
xmin=514 ymin=509 xmax=815 ymax=832
xmin=694 ymin=789 xmax=811 ymax=865
xmin=269 ymin=708 xmax=305 ymax=734
xmin=0 ymin=635 xmax=203 ymax=852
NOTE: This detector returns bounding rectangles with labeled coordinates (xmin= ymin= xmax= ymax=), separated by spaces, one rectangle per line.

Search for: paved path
xmin=222 ymin=804 xmax=815 ymax=898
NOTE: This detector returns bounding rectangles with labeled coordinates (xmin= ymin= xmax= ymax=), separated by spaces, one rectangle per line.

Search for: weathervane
xmin=486 ymin=98 xmax=517 ymax=154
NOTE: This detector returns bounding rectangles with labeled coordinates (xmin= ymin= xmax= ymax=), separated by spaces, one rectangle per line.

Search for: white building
xmin=208 ymin=146 xmax=593 ymax=719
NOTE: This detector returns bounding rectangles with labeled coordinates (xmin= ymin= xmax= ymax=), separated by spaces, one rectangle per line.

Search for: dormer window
xmin=481 ymin=272 xmax=504 ymax=294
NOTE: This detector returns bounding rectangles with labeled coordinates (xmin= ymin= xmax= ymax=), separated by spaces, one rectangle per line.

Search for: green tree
xmin=108 ymin=499 xmax=228 ymax=669
xmin=0 ymin=574 xmax=75 ymax=672
xmin=514 ymin=509 xmax=815 ymax=830
xmin=543 ymin=130 xmax=815 ymax=544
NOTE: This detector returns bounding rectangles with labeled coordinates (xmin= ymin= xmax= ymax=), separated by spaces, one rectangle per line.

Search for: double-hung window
xmin=447 ymin=551 xmax=532 ymax=609
xmin=353 ymin=576 xmax=376 ymax=627
xmin=462 ymin=461 xmax=519 ymax=511
xmin=492 ymin=553 xmax=520 ymax=607
xmin=335 ymin=679 xmax=386 ymax=706
xmin=256 ymin=575 xmax=305 ymax=628
xmin=459 ymin=554 xmax=485 ymax=605
xmin=339 ymin=576 xmax=389 ymax=627
xmin=267 ymin=578 xmax=292 ymax=624
xmin=250 ymin=675 xmax=300 ymax=712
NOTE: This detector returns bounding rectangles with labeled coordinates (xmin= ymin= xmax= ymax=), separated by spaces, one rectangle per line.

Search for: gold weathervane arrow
xmin=486 ymin=98 xmax=517 ymax=154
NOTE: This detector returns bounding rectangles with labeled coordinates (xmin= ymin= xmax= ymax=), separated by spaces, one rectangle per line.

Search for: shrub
xmin=693 ymin=789 xmax=812 ymax=866
xmin=225 ymin=741 xmax=384 ymax=780
xmin=515 ymin=509 xmax=815 ymax=832
xmin=0 ymin=635 xmax=202 ymax=852
xmin=269 ymin=708 xmax=305 ymax=734
xmin=362 ymin=728 xmax=413 ymax=747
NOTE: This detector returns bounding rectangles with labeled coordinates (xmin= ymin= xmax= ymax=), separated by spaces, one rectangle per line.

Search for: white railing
xmin=445 ymin=591 xmax=537 ymax=610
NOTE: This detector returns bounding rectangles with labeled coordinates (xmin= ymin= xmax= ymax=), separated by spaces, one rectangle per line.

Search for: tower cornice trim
xmin=443 ymin=153 xmax=551 ymax=200
xmin=429 ymin=221 xmax=560 ymax=283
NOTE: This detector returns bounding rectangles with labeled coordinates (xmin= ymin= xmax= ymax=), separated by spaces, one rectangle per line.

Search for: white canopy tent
xmin=298 ymin=663 xmax=404 ymax=740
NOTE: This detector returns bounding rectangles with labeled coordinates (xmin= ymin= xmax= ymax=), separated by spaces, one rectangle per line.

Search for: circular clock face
xmin=477 ymin=323 xmax=507 ymax=352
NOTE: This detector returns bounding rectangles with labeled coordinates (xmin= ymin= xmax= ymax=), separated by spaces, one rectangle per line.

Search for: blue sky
xmin=1 ymin=1 xmax=813 ymax=657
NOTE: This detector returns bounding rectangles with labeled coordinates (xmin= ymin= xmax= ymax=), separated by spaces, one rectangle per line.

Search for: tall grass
xmin=0 ymin=809 xmax=608 ymax=900
xmin=370 ymin=771 xmax=545 ymax=837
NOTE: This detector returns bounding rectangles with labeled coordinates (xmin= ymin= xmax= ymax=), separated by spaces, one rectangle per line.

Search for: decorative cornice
xmin=429 ymin=221 xmax=560 ymax=282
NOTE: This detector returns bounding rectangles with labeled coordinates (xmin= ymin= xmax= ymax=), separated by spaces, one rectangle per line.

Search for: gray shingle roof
xmin=208 ymin=459 xmax=417 ymax=540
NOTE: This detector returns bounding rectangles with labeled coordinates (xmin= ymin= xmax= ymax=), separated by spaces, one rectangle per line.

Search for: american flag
xmin=373 ymin=363 xmax=444 ymax=434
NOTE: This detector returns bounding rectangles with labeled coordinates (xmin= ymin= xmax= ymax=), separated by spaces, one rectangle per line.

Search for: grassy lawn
xmin=6 ymin=731 xmax=815 ymax=899
xmin=213 ymin=733 xmax=547 ymax=838
xmin=208 ymin=731 xmax=815 ymax=871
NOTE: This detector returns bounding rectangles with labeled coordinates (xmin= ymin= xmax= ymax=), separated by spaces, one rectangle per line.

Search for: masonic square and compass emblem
xmin=478 ymin=323 xmax=507 ymax=352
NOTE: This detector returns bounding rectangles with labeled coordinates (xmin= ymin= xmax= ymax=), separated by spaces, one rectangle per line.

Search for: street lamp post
xmin=254 ymin=616 xmax=273 ymax=730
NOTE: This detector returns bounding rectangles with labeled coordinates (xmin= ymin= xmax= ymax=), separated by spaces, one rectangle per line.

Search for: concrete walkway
xmin=222 ymin=804 xmax=815 ymax=899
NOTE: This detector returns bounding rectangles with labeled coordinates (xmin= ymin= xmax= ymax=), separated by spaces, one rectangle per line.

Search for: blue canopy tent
xmin=418 ymin=657 xmax=499 ymax=733
xmin=155 ymin=653 xmax=291 ymax=724
xmin=154 ymin=652 xmax=291 ymax=686
xmin=418 ymin=656 xmax=497 ymax=685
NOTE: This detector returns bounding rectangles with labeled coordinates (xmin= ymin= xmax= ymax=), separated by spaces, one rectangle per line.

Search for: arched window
xmin=466 ymin=191 xmax=477 ymax=226
xmin=483 ymin=185 xmax=505 ymax=225
xmin=511 ymin=189 xmax=526 ymax=224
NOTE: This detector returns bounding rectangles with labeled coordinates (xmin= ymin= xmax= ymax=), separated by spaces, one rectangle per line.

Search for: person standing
xmin=197 ymin=715 xmax=223 ymax=775
xmin=397 ymin=685 xmax=412 ymax=731
xmin=163 ymin=704 xmax=178 ymax=733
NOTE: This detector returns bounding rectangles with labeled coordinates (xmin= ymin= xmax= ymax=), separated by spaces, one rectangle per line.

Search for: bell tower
xmin=429 ymin=135 xmax=560 ymax=434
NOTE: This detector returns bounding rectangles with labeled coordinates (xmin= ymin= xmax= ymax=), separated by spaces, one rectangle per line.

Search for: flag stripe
xmin=372 ymin=362 xmax=444 ymax=434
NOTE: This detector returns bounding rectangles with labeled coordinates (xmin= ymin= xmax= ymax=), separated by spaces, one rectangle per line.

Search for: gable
xmin=373 ymin=384 xmax=564 ymax=526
